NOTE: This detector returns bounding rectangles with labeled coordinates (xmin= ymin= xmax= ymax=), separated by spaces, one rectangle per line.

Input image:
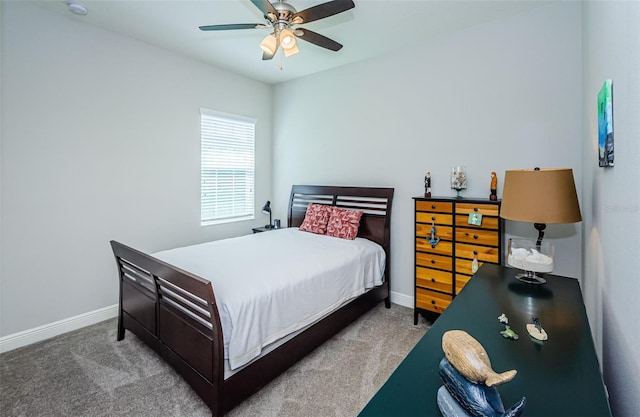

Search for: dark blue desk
xmin=359 ymin=264 xmax=611 ymax=417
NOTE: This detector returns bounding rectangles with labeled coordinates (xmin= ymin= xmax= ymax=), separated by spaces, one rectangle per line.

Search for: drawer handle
xmin=431 ymin=260 xmax=436 ymax=264
xmin=474 ymin=207 xmax=479 ymax=212
xmin=431 ymin=300 xmax=436 ymax=304
xmin=473 ymin=250 xmax=478 ymax=255
xmin=474 ymin=234 xmax=478 ymax=239
xmin=431 ymin=204 xmax=436 ymax=209
xmin=431 ymin=216 xmax=436 ymax=221
xmin=431 ymin=278 xmax=436 ymax=283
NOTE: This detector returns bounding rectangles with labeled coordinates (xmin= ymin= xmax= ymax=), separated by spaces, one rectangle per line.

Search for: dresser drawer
xmin=416 ymin=239 xmax=453 ymax=257
xmin=454 ymin=215 xmax=500 ymax=230
xmin=416 ymin=212 xmax=453 ymax=225
xmin=416 ymin=288 xmax=452 ymax=314
xmin=416 ymin=267 xmax=453 ymax=293
xmin=416 ymin=201 xmax=453 ymax=213
xmin=455 ymin=243 xmax=500 ymax=263
xmin=455 ymin=274 xmax=472 ymax=294
xmin=455 ymin=228 xmax=499 ymax=246
xmin=416 ymin=224 xmax=453 ymax=241
xmin=455 ymin=258 xmax=484 ymax=276
xmin=416 ymin=252 xmax=453 ymax=271
xmin=455 ymin=203 xmax=499 ymax=216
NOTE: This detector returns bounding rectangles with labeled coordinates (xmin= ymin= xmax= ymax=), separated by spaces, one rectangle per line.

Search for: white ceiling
xmin=31 ymin=0 xmax=552 ymax=85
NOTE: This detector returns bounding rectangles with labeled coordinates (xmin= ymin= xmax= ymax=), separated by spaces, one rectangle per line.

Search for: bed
xmin=110 ymin=185 xmax=394 ymax=416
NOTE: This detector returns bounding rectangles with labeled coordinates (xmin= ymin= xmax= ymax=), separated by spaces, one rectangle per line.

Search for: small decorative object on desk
xmin=451 ymin=166 xmax=467 ymax=198
xmin=500 ymin=326 xmax=519 ymax=341
xmin=526 ymin=317 xmax=548 ymax=341
xmin=437 ymin=330 xmax=526 ymax=417
xmin=497 ymin=313 xmax=519 ymax=340
xmin=443 ymin=330 xmax=517 ymax=387
xmin=424 ymin=172 xmax=432 ymax=198
xmin=490 ymin=171 xmax=498 ymax=201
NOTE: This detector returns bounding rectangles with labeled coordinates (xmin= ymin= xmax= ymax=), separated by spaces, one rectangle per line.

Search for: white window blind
xmin=200 ymin=108 xmax=255 ymax=225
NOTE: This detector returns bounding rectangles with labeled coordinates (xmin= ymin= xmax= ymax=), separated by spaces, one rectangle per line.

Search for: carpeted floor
xmin=0 ymin=303 xmax=430 ymax=417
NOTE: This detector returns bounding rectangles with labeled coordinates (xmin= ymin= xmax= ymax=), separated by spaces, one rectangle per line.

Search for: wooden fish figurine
xmin=442 ymin=330 xmax=517 ymax=387
xmin=438 ymin=358 xmax=526 ymax=417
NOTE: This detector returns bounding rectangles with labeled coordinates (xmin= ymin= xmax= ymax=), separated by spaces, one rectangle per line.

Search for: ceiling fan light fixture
xmin=279 ymin=29 xmax=296 ymax=50
xmin=283 ymin=43 xmax=299 ymax=57
xmin=260 ymin=33 xmax=277 ymax=55
xmin=199 ymin=0 xmax=356 ymax=61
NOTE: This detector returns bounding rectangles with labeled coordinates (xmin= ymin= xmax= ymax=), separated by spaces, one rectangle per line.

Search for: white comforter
xmin=153 ymin=228 xmax=385 ymax=370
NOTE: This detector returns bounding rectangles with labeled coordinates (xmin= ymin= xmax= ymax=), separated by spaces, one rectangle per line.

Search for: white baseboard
xmin=390 ymin=290 xmax=413 ymax=309
xmin=0 ymin=304 xmax=119 ymax=354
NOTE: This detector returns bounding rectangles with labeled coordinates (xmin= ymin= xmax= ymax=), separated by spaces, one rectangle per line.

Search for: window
xmin=200 ymin=108 xmax=255 ymax=225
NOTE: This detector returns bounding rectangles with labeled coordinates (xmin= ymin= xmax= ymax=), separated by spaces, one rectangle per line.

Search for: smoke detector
xmin=67 ymin=1 xmax=88 ymax=16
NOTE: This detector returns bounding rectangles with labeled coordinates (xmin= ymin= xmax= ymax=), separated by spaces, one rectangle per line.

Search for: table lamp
xmin=500 ymin=168 xmax=582 ymax=284
xmin=261 ymin=201 xmax=273 ymax=229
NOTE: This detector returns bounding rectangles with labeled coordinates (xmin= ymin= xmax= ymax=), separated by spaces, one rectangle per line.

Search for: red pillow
xmin=326 ymin=207 xmax=363 ymax=240
xmin=299 ymin=203 xmax=331 ymax=235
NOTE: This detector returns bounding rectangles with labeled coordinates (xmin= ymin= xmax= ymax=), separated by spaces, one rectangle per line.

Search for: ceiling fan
xmin=199 ymin=0 xmax=355 ymax=60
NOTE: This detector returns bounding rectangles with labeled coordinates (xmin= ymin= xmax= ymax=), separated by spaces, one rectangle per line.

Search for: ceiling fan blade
xmin=251 ymin=0 xmax=277 ymax=17
xmin=296 ymin=28 xmax=343 ymax=51
xmin=293 ymin=0 xmax=355 ymax=24
xmin=199 ymin=23 xmax=262 ymax=31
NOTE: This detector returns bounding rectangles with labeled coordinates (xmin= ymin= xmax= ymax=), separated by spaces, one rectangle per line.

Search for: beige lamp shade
xmin=500 ymin=168 xmax=582 ymax=224
xmin=279 ymin=29 xmax=296 ymax=50
xmin=283 ymin=42 xmax=299 ymax=57
xmin=260 ymin=33 xmax=277 ymax=55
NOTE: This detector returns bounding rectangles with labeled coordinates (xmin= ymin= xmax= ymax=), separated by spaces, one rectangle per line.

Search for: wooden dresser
xmin=414 ymin=197 xmax=503 ymax=323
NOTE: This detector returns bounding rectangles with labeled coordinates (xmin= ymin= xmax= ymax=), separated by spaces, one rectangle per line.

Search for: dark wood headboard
xmin=287 ymin=185 xmax=394 ymax=254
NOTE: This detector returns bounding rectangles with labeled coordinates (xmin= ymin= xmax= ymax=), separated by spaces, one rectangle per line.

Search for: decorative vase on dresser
xmin=413 ymin=197 xmax=503 ymax=324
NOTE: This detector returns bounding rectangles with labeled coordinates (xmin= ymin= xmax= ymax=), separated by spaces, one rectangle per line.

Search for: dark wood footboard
xmin=111 ymin=241 xmax=225 ymax=415
xmin=112 ymin=185 xmax=394 ymax=416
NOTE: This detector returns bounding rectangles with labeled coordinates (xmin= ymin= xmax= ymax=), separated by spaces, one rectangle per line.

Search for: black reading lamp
xmin=261 ymin=201 xmax=273 ymax=229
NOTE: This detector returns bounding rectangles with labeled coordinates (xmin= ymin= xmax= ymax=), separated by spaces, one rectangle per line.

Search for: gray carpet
xmin=0 ymin=303 xmax=430 ymax=416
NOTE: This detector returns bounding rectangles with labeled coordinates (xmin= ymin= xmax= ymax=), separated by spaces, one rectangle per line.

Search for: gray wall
xmin=582 ymin=2 xmax=640 ymax=416
xmin=1 ymin=2 xmax=273 ymax=336
xmin=272 ymin=2 xmax=583 ymax=305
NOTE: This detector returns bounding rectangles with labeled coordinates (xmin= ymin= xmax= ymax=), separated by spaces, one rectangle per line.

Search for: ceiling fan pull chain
xmin=277 ymin=52 xmax=284 ymax=71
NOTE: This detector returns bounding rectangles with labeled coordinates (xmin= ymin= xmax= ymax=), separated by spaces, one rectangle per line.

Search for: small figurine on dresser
xmin=425 ymin=172 xmax=432 ymax=198
xmin=490 ymin=172 xmax=498 ymax=201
